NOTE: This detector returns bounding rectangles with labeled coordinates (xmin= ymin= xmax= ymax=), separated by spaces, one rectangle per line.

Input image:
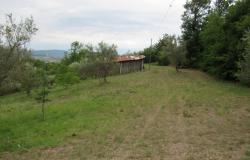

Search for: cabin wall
xmin=119 ymin=60 xmax=144 ymax=74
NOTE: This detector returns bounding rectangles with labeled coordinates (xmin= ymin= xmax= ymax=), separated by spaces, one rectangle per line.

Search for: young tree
xmin=237 ymin=30 xmax=250 ymax=86
xmin=169 ymin=41 xmax=187 ymax=72
xmin=181 ymin=0 xmax=211 ymax=68
xmin=56 ymin=64 xmax=80 ymax=87
xmin=57 ymin=71 xmax=80 ymax=87
xmin=35 ymin=63 xmax=49 ymax=121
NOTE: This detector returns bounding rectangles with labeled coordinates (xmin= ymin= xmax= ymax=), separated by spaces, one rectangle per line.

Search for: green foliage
xmin=200 ymin=12 xmax=227 ymax=78
xmin=69 ymin=62 xmax=81 ymax=73
xmin=237 ymin=30 xmax=250 ymax=86
xmin=158 ymin=51 xmax=170 ymax=66
xmin=61 ymin=41 xmax=118 ymax=83
xmin=140 ymin=47 xmax=158 ymax=64
xmin=214 ymin=0 xmax=234 ymax=15
xmin=79 ymin=63 xmax=98 ymax=79
xmin=156 ymin=34 xmax=177 ymax=66
xmin=35 ymin=90 xmax=49 ymax=104
xmin=57 ymin=71 xmax=80 ymax=87
xmin=147 ymin=34 xmax=187 ymax=71
xmin=137 ymin=34 xmax=187 ymax=67
xmin=20 ymin=63 xmax=39 ymax=96
xmin=0 ymin=14 xmax=38 ymax=95
xmin=63 ymin=41 xmax=94 ymax=65
xmin=35 ymin=64 xmax=50 ymax=120
xmin=56 ymin=64 xmax=80 ymax=87
xmin=94 ymin=42 xmax=118 ymax=83
xmin=200 ymin=0 xmax=250 ymax=80
xmin=0 ymin=66 xmax=250 ymax=155
xmin=181 ymin=0 xmax=211 ymax=67
xmin=168 ymin=41 xmax=187 ymax=72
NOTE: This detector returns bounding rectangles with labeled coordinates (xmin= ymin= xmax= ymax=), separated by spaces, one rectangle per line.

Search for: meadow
xmin=0 ymin=66 xmax=250 ymax=160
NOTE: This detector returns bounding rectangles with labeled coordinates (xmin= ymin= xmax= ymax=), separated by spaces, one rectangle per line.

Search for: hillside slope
xmin=0 ymin=66 xmax=250 ymax=160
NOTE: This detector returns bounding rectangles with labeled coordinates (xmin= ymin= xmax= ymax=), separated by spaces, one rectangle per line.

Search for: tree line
xmin=0 ymin=14 xmax=119 ymax=96
xmin=0 ymin=14 xmax=118 ymax=119
xmin=2 ymin=0 xmax=249 ymax=97
xmin=138 ymin=0 xmax=250 ymax=86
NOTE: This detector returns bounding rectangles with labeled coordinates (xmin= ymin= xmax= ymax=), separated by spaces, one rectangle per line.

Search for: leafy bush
xmin=158 ymin=51 xmax=170 ymax=66
xmin=56 ymin=64 xmax=80 ymax=87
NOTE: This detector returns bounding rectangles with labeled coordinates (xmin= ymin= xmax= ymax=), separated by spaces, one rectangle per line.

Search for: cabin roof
xmin=115 ymin=55 xmax=145 ymax=62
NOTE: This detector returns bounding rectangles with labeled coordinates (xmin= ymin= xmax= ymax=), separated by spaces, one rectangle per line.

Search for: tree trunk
xmin=42 ymin=101 xmax=45 ymax=121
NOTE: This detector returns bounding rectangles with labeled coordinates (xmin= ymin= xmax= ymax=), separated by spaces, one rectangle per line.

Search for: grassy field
xmin=0 ymin=66 xmax=250 ymax=160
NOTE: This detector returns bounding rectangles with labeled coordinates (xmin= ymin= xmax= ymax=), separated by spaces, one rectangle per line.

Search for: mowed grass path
xmin=0 ymin=66 xmax=250 ymax=159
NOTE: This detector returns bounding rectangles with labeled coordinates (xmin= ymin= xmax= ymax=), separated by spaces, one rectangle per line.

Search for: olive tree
xmin=168 ymin=40 xmax=187 ymax=72
xmin=0 ymin=13 xmax=38 ymax=94
xmin=95 ymin=42 xmax=118 ymax=83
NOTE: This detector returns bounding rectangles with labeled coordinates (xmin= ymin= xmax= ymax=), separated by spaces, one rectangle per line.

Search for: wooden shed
xmin=115 ymin=55 xmax=145 ymax=74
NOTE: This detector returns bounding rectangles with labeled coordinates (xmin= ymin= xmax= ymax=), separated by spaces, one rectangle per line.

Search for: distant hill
xmin=32 ymin=50 xmax=66 ymax=62
xmin=32 ymin=50 xmax=66 ymax=58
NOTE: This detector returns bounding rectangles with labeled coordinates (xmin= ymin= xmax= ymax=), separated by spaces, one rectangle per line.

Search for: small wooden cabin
xmin=115 ymin=55 xmax=145 ymax=74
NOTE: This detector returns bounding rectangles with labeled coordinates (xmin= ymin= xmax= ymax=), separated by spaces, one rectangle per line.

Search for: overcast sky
xmin=0 ymin=0 xmax=186 ymax=53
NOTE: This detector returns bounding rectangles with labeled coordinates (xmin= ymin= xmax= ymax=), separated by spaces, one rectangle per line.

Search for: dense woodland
xmin=139 ymin=0 xmax=250 ymax=84
xmin=0 ymin=0 xmax=250 ymax=97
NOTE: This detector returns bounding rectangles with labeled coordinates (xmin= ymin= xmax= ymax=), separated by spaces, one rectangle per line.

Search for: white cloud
xmin=0 ymin=0 xmax=186 ymax=53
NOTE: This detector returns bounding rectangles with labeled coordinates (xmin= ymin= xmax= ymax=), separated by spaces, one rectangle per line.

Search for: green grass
xmin=0 ymin=65 xmax=250 ymax=159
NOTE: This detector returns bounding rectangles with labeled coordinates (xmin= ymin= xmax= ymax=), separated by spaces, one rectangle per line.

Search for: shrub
xmin=237 ymin=30 xmax=250 ymax=86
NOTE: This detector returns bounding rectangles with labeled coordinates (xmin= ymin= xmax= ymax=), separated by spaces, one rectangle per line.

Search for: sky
xmin=0 ymin=0 xmax=186 ymax=54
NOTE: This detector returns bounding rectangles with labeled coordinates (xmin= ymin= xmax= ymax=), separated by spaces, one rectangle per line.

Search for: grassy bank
xmin=0 ymin=66 xmax=250 ymax=159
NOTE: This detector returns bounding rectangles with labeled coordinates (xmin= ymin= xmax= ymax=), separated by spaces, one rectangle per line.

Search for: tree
xmin=181 ymin=0 xmax=211 ymax=67
xmin=20 ymin=63 xmax=39 ymax=96
xmin=141 ymin=46 xmax=158 ymax=64
xmin=63 ymin=41 xmax=83 ymax=64
xmin=56 ymin=71 xmax=80 ymax=87
xmin=154 ymin=35 xmax=187 ymax=72
xmin=199 ymin=0 xmax=250 ymax=80
xmin=0 ymin=14 xmax=38 ymax=94
xmin=95 ymin=42 xmax=118 ymax=83
xmin=158 ymin=50 xmax=170 ymax=66
xmin=158 ymin=34 xmax=177 ymax=66
xmin=156 ymin=34 xmax=176 ymax=66
xmin=168 ymin=40 xmax=187 ymax=72
xmin=222 ymin=0 xmax=250 ymax=80
xmin=56 ymin=64 xmax=80 ymax=87
xmin=200 ymin=12 xmax=227 ymax=78
xmin=214 ymin=0 xmax=234 ymax=15
xmin=63 ymin=42 xmax=94 ymax=65
xmin=237 ymin=30 xmax=250 ymax=86
xmin=35 ymin=63 xmax=49 ymax=121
